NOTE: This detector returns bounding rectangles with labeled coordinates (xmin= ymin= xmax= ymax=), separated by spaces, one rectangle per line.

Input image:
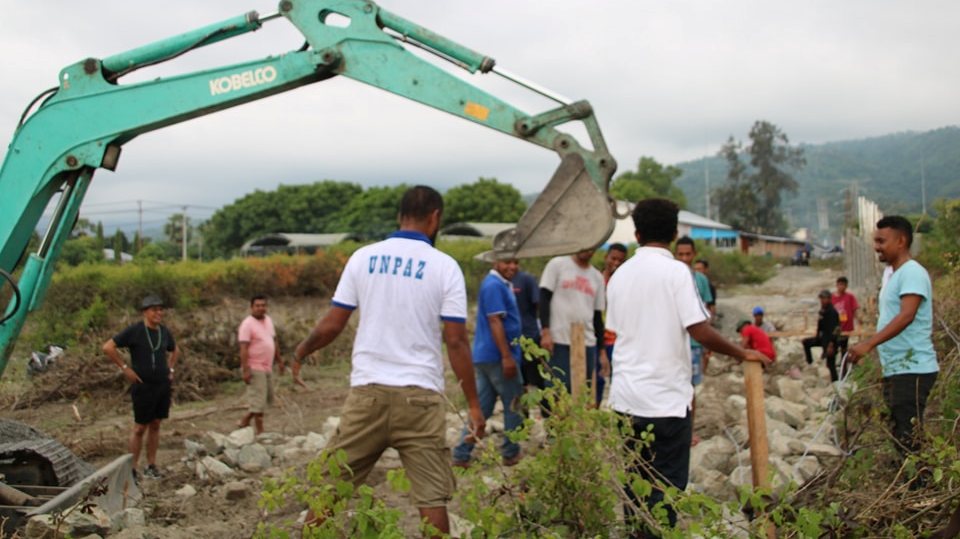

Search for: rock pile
xmin=688 ymin=351 xmax=852 ymax=500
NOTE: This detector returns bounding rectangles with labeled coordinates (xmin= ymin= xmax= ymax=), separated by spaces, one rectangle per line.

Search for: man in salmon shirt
xmin=238 ymin=295 xmax=284 ymax=435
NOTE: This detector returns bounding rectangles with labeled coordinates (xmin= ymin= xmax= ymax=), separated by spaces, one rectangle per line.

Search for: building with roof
xmin=439 ymin=222 xmax=515 ymax=240
xmin=241 ymin=232 xmax=362 ymax=256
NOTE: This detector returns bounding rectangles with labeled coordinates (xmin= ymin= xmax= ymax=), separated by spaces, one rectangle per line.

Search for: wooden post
xmin=570 ymin=321 xmax=585 ymax=401
xmin=743 ymin=361 xmax=769 ymax=488
xmin=744 ymin=360 xmax=775 ymax=538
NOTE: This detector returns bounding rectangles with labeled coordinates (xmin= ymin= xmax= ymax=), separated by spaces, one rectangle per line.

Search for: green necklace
xmin=145 ymin=324 xmax=163 ymax=370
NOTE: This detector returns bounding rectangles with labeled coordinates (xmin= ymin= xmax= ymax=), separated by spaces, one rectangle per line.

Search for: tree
xmin=332 ymin=184 xmax=410 ymax=239
xmin=713 ymin=120 xmax=805 ymax=234
xmin=442 ymin=178 xmax=526 ymax=225
xmin=59 ymin=236 xmax=103 ymax=266
xmin=94 ymin=221 xmax=105 ymax=250
xmin=203 ymin=180 xmax=363 ymax=256
xmin=609 ymin=157 xmax=687 ymax=208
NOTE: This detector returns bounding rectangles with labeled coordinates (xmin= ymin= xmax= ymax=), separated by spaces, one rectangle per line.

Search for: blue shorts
xmin=691 ymin=347 xmax=703 ymax=386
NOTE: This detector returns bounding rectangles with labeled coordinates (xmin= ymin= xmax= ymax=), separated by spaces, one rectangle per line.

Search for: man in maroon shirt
xmin=736 ymin=320 xmax=776 ymax=362
xmin=831 ymin=276 xmax=860 ymax=358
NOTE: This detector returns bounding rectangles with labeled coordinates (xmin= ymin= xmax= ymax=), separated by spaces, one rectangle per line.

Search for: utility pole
xmin=181 ymin=205 xmax=188 ymax=261
xmin=920 ymin=155 xmax=927 ymax=215
xmin=704 ymin=157 xmax=711 ymax=220
xmin=137 ymin=200 xmax=143 ymax=252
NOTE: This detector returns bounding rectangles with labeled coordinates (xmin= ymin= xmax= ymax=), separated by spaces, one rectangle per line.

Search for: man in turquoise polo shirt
xmin=849 ymin=215 xmax=938 ymax=455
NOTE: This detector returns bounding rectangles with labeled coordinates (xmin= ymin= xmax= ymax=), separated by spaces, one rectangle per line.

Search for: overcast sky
xmin=3 ymin=1 xmax=958 ymax=230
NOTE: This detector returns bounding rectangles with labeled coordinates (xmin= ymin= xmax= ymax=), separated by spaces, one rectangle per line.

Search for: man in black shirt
xmin=103 ymin=295 xmax=179 ymax=479
xmin=802 ymin=289 xmax=841 ymax=382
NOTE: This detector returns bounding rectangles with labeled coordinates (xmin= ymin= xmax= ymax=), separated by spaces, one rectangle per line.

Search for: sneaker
xmin=143 ymin=464 xmax=162 ymax=479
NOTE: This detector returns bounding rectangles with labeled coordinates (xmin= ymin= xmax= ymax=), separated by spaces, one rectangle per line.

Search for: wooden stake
xmin=570 ymin=322 xmax=585 ymax=401
xmin=744 ymin=360 xmax=775 ymax=538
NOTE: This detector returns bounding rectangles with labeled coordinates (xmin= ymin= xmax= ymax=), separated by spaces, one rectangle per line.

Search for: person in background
xmin=803 ymin=290 xmax=841 ymax=382
xmin=597 ymin=243 xmax=627 ymax=405
xmin=831 ymin=276 xmax=860 ymax=359
xmin=736 ymin=320 xmax=776 ymax=362
xmin=102 ymin=295 xmax=179 ymax=480
xmin=693 ymin=259 xmax=717 ymax=320
xmin=237 ymin=295 xmax=283 ymax=435
xmin=752 ymin=306 xmax=776 ymax=333
xmin=674 ymin=236 xmax=712 ymax=445
xmin=512 ymin=264 xmax=542 ymax=394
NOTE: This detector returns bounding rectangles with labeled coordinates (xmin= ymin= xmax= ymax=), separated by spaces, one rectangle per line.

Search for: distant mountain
xmin=674 ymin=126 xmax=960 ymax=239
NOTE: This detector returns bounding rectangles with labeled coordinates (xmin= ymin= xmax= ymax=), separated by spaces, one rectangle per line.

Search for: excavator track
xmin=0 ymin=419 xmax=94 ymax=488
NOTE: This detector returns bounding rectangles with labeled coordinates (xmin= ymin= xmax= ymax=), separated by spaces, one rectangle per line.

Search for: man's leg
xmin=253 ymin=413 xmax=264 ymax=435
xmin=884 ymin=373 xmax=938 ymax=455
xmin=418 ymin=506 xmax=450 ymax=538
xmin=129 ymin=423 xmax=148 ymax=470
xmin=801 ymin=337 xmax=817 ymax=365
xmin=825 ymin=351 xmax=839 ymax=382
xmin=548 ymin=344 xmax=572 ymax=392
xmin=485 ymin=362 xmax=525 ymax=461
xmin=146 ymin=420 xmax=161 ymax=467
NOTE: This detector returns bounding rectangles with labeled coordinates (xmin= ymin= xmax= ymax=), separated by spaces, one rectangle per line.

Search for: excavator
xmin=0 ymin=0 xmax=616 ymax=530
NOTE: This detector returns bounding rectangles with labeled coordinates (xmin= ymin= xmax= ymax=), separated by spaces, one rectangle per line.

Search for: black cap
xmin=736 ymin=320 xmax=751 ymax=332
xmin=140 ymin=295 xmax=165 ymax=310
xmin=818 ymin=289 xmax=832 ymax=299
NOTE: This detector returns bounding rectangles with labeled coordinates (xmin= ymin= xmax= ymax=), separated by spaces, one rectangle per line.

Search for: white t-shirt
xmin=606 ymin=246 xmax=710 ymax=418
xmin=331 ymin=230 xmax=467 ymax=393
xmin=540 ymin=256 xmax=605 ymax=346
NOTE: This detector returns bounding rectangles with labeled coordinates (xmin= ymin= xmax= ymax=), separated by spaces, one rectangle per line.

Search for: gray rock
xmin=238 ymin=443 xmax=272 ymax=472
xmin=175 ymin=484 xmax=197 ymax=498
xmin=226 ymin=426 xmax=256 ymax=449
xmin=689 ymin=435 xmax=736 ymax=477
xmin=224 ymin=481 xmax=250 ymax=500
xmin=183 ymin=439 xmax=206 ymax=459
xmin=202 ymin=431 xmax=227 ymax=454
xmin=694 ymin=469 xmax=730 ymax=499
xmin=221 ymin=448 xmax=240 ymax=467
xmin=790 ymin=456 xmax=822 ymax=482
xmin=26 ymin=505 xmax=111 ymax=538
xmin=729 ymin=465 xmax=753 ymax=490
xmin=766 ymin=396 xmax=808 ymax=428
xmin=776 ymin=378 xmax=807 ymax=403
xmin=281 ymin=447 xmax=305 ymax=461
xmin=724 ymin=395 xmax=747 ymax=423
xmin=256 ymin=432 xmax=285 ymax=444
xmin=112 ymin=508 xmax=146 ymax=531
xmin=446 ymin=427 xmax=463 ymax=447
xmin=321 ymin=416 xmax=340 ymax=438
xmin=303 ymin=432 xmax=328 ymax=453
xmin=798 ymin=442 xmax=843 ymax=458
xmin=289 ymin=435 xmax=308 ymax=447
xmin=487 ymin=418 xmax=505 ymax=433
xmin=197 ymin=456 xmax=236 ymax=481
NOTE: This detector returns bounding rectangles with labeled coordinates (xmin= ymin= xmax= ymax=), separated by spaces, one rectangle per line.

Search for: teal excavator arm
xmin=0 ymin=0 xmax=617 ymax=375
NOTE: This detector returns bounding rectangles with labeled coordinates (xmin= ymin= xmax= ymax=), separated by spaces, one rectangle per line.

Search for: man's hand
xmin=502 ymin=356 xmax=518 ymax=379
xmin=599 ymin=350 xmax=611 ymax=379
xmin=464 ymin=406 xmax=486 ymax=444
xmin=242 ymin=369 xmax=252 ymax=385
xmin=743 ymin=349 xmax=773 ymax=367
xmin=826 ymin=342 xmax=836 ymax=357
xmin=540 ymin=329 xmax=554 ymax=354
xmin=122 ymin=366 xmax=143 ymax=384
xmin=847 ymin=341 xmax=871 ymax=364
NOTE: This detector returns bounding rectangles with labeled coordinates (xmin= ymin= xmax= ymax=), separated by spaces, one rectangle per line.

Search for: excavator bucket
xmin=488 ymin=153 xmax=614 ymax=260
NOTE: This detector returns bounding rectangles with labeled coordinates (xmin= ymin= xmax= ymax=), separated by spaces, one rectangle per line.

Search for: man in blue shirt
xmin=453 ymin=256 xmax=524 ymax=467
xmin=512 ymin=267 xmax=542 ymax=390
xmin=849 ymin=215 xmax=938 ymax=455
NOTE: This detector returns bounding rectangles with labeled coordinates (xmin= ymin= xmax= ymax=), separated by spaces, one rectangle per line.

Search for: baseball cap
xmin=140 ymin=295 xmax=165 ymax=310
xmin=752 ymin=306 xmax=764 ymax=316
xmin=818 ymin=289 xmax=832 ymax=299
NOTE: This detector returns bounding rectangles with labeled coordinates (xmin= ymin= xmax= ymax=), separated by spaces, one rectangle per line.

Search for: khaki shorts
xmin=246 ymin=370 xmax=274 ymax=413
xmin=327 ymin=384 xmax=454 ymax=507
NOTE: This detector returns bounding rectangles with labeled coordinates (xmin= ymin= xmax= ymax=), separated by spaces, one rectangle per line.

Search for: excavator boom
xmin=0 ymin=0 xmax=617 ymax=374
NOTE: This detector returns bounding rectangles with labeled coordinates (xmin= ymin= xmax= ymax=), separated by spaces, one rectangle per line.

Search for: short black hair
xmin=250 ymin=294 xmax=267 ymax=306
xmin=876 ymin=215 xmax=913 ymax=247
xmin=675 ymin=236 xmax=696 ymax=251
xmin=695 ymin=258 xmax=710 ymax=268
xmin=399 ymin=185 xmax=443 ymax=221
xmin=608 ymin=243 xmax=627 ymax=254
xmin=836 ymin=276 xmax=848 ymax=285
xmin=631 ymin=198 xmax=678 ymax=245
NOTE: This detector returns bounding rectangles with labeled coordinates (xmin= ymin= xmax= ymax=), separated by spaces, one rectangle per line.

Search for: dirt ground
xmin=1 ymin=264 xmax=847 ymax=538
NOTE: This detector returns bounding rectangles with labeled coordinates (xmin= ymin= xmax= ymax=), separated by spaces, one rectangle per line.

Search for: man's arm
xmin=168 ymin=345 xmax=180 ymax=381
xmin=293 ymin=305 xmax=354 ymax=386
xmin=443 ymin=321 xmax=486 ymax=441
xmin=688 ymin=322 xmax=770 ymax=365
xmin=539 ymin=287 xmax=554 ymax=353
xmin=594 ymin=309 xmax=610 ymax=377
xmin=239 ymin=342 xmax=252 ymax=384
xmin=848 ymin=294 xmax=923 ymax=362
xmin=102 ymin=338 xmax=142 ymax=384
xmin=487 ymin=314 xmax=517 ymax=379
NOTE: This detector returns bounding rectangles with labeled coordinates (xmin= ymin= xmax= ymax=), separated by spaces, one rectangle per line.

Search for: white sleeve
xmin=676 ymin=270 xmax=709 ymax=329
xmin=440 ymin=259 xmax=468 ymax=323
xmin=605 ymin=278 xmax=621 ymax=333
xmin=594 ymin=271 xmax=606 ymax=311
xmin=331 ymin=252 xmax=361 ymax=310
